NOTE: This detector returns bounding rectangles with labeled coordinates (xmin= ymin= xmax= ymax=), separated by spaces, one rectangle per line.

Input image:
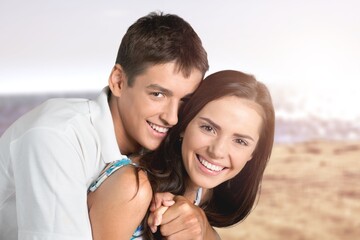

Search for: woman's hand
xmin=148 ymin=192 xmax=175 ymax=233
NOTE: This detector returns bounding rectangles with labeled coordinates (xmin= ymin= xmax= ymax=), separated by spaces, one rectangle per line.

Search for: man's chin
xmin=143 ymin=140 xmax=162 ymax=151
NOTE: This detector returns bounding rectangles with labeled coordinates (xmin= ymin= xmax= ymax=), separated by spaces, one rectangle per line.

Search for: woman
xmin=87 ymin=70 xmax=275 ymax=239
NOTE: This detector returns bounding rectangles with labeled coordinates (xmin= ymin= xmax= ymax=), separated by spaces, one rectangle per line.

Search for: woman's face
xmin=181 ymin=96 xmax=263 ymax=190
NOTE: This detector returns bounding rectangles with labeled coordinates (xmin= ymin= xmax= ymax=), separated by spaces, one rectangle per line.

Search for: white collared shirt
xmin=0 ymin=87 xmax=125 ymax=240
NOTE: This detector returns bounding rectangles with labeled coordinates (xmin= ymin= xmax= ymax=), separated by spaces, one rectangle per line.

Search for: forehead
xmin=133 ymin=63 xmax=202 ymax=97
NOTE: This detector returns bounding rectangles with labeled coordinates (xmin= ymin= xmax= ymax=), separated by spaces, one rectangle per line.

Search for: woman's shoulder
xmin=87 ymin=161 xmax=152 ymax=239
xmin=88 ymin=161 xmax=152 ymax=208
xmin=114 ymin=165 xmax=152 ymax=199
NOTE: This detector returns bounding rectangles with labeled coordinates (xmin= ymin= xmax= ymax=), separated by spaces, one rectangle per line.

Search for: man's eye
xmin=151 ymin=92 xmax=165 ymax=98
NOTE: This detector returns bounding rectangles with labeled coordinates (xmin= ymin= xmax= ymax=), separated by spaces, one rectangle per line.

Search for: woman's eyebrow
xmin=199 ymin=117 xmax=220 ymax=129
xmin=199 ymin=117 xmax=255 ymax=142
xmin=233 ymin=133 xmax=255 ymax=142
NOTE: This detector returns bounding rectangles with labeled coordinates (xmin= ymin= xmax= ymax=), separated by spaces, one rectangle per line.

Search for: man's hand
xmin=148 ymin=195 xmax=221 ymax=240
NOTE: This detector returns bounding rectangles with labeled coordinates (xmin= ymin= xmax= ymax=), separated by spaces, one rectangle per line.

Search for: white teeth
xmin=148 ymin=122 xmax=169 ymax=133
xmin=198 ymin=156 xmax=224 ymax=172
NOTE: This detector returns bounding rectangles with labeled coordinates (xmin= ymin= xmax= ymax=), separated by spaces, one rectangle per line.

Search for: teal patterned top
xmin=89 ymin=158 xmax=144 ymax=240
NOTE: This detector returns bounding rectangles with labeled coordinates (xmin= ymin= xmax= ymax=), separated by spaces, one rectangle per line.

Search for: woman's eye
xmin=200 ymin=125 xmax=215 ymax=133
xmin=235 ymin=139 xmax=248 ymax=146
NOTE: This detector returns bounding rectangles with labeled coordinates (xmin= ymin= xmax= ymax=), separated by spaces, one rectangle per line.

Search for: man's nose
xmin=160 ymin=100 xmax=178 ymax=126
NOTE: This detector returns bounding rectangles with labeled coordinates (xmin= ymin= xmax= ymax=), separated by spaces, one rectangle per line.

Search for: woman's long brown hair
xmin=140 ymin=70 xmax=275 ymax=238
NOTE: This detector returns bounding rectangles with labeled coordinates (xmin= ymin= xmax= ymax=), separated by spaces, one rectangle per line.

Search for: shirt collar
xmin=90 ymin=87 xmax=126 ymax=163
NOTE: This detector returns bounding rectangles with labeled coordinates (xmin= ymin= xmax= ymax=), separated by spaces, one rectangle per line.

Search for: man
xmin=0 ymin=12 xmax=220 ymax=239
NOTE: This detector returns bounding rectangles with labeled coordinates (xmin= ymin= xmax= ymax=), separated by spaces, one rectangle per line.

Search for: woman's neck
xmin=184 ymin=179 xmax=210 ymax=205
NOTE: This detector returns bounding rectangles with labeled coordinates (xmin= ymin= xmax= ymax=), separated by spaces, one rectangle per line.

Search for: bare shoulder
xmin=88 ymin=166 xmax=153 ymax=239
xmin=115 ymin=166 xmax=152 ymax=201
xmin=88 ymin=166 xmax=152 ymax=209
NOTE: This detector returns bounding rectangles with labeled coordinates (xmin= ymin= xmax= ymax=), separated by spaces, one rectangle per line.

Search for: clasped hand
xmin=148 ymin=193 xmax=207 ymax=240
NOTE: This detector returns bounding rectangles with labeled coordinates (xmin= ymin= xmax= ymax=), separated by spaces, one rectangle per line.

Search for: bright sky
xmin=1 ymin=0 xmax=360 ymax=120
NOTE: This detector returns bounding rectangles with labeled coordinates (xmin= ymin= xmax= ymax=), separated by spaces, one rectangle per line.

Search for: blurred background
xmin=1 ymin=0 xmax=359 ymax=239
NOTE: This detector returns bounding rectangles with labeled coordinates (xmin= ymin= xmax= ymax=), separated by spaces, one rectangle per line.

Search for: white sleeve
xmin=10 ymin=128 xmax=92 ymax=240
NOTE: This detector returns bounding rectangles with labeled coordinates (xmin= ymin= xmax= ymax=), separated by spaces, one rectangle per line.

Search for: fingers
xmin=148 ymin=192 xmax=175 ymax=233
xmin=151 ymin=192 xmax=175 ymax=211
xmin=149 ymin=195 xmax=206 ymax=239
xmin=162 ymin=199 xmax=176 ymax=207
xmin=148 ymin=205 xmax=169 ymax=233
xmin=159 ymin=196 xmax=204 ymax=239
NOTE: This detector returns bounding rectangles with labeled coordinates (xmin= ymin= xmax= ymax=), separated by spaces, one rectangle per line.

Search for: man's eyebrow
xmin=199 ymin=117 xmax=255 ymax=142
xmin=146 ymin=84 xmax=173 ymax=96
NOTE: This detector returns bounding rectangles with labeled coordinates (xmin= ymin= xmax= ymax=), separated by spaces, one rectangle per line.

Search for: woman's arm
xmin=88 ymin=166 xmax=152 ymax=240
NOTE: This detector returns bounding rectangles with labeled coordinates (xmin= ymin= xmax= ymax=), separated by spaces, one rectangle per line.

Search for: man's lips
xmin=147 ymin=121 xmax=169 ymax=134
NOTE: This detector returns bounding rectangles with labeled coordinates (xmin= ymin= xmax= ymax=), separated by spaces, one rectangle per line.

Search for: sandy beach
xmin=216 ymin=141 xmax=360 ymax=240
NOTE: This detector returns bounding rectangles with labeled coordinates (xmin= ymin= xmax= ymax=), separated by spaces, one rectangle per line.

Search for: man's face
xmin=110 ymin=62 xmax=202 ymax=154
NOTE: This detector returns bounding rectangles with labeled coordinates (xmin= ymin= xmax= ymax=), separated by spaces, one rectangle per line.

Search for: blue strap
xmin=88 ymin=157 xmax=138 ymax=192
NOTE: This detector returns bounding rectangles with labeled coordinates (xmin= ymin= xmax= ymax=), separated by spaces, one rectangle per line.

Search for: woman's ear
xmin=108 ymin=64 xmax=126 ymax=97
xmin=179 ymin=132 xmax=184 ymax=142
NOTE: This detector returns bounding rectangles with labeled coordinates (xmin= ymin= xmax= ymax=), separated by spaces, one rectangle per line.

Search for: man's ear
xmin=108 ymin=64 xmax=126 ymax=97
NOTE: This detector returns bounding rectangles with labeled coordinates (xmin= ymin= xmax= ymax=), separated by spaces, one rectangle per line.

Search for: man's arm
xmin=11 ymin=129 xmax=93 ymax=240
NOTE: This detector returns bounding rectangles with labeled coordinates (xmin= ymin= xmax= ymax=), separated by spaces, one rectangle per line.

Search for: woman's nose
xmin=207 ymin=137 xmax=227 ymax=159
